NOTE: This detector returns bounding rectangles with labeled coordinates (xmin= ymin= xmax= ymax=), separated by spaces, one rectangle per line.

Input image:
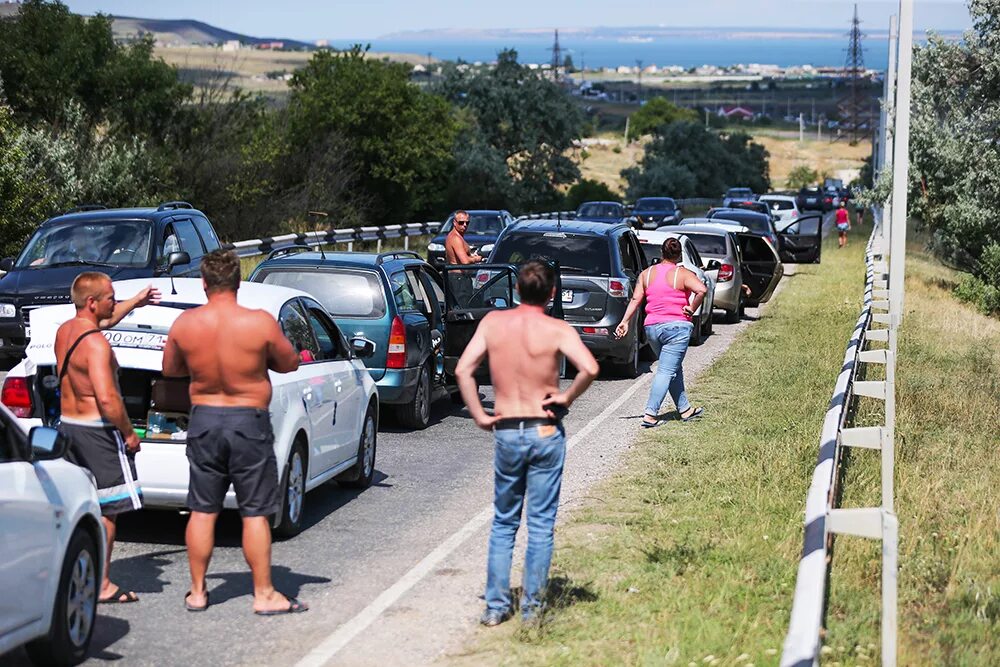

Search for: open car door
xmin=776 ymin=213 xmax=823 ymax=264
xmin=736 ymin=233 xmax=784 ymax=307
xmin=442 ymin=262 xmax=563 ymax=383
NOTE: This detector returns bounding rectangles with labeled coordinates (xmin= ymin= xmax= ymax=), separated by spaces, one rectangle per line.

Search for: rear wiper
xmin=557 ymin=265 xmax=590 ymax=273
xmin=46 ymin=260 xmax=116 ymax=268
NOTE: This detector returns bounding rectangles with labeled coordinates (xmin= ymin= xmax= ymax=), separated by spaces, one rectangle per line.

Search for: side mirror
xmin=489 ymin=297 xmax=509 ymax=308
xmin=704 ymin=259 xmax=722 ymax=271
xmin=350 ymin=336 xmax=376 ymax=359
xmin=0 ymin=257 xmax=13 ymax=272
xmin=28 ymin=426 xmax=67 ymax=461
xmin=168 ymin=251 xmax=191 ymax=268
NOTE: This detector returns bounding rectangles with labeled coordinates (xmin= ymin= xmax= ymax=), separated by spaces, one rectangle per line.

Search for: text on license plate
xmin=103 ymin=330 xmax=167 ymax=350
xmin=561 ymin=289 xmax=573 ymax=303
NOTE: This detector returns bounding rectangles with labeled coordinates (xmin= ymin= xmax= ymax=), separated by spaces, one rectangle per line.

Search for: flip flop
xmin=99 ymin=587 xmax=139 ymax=604
xmin=641 ymin=418 xmax=668 ymax=429
xmin=254 ymin=595 xmax=309 ymax=616
xmin=184 ymin=590 xmax=209 ymax=612
xmin=680 ymin=407 xmax=704 ymax=422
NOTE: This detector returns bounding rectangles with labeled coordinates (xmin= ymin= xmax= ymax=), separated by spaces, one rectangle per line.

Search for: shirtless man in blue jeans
xmin=455 ymin=260 xmax=599 ymax=626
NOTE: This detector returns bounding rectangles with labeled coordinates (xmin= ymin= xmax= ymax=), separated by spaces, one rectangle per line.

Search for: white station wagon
xmin=2 ymin=277 xmax=380 ymax=537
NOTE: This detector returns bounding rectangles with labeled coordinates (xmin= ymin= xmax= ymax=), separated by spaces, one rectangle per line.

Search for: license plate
xmin=103 ymin=330 xmax=167 ymax=351
xmin=561 ymin=289 xmax=573 ymax=303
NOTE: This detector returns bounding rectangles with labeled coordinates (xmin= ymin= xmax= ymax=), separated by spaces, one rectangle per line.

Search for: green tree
xmin=627 ymin=97 xmax=699 ymax=139
xmin=287 ymin=46 xmax=457 ymax=222
xmin=786 ymin=165 xmax=819 ymax=190
xmin=436 ymin=49 xmax=583 ymax=211
xmin=0 ymin=100 xmax=52 ymax=257
xmin=565 ymin=179 xmax=619 ymax=210
xmin=563 ymin=54 xmax=575 ymax=73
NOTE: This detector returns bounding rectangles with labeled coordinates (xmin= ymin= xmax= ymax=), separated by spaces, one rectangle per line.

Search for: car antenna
xmin=309 ymin=211 xmax=329 ymax=260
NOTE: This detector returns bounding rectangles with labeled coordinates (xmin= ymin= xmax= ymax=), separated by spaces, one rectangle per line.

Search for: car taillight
xmin=1 ymin=376 xmax=32 ymax=418
xmin=718 ymin=263 xmax=734 ymax=283
xmin=824 ymin=197 xmax=832 ymax=203
xmin=609 ymin=280 xmax=627 ymax=298
xmin=387 ymin=316 xmax=406 ymax=369
xmin=791 ymin=210 xmax=798 ymax=218
xmin=475 ymin=270 xmax=490 ymax=285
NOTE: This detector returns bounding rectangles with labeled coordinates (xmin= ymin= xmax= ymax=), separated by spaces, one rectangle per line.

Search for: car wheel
xmin=340 ymin=406 xmax=377 ymax=489
xmin=703 ymin=309 xmax=714 ymax=336
xmin=26 ymin=527 xmax=98 ymax=666
xmin=274 ymin=439 xmax=307 ymax=539
xmin=616 ymin=333 xmax=641 ymax=379
xmin=689 ymin=315 xmax=704 ymax=346
xmin=395 ymin=364 xmax=431 ymax=429
xmin=724 ymin=303 xmax=740 ymax=324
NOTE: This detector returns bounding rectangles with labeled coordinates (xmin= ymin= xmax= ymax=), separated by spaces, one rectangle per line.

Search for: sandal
xmin=254 ymin=595 xmax=309 ymax=616
xmin=680 ymin=407 xmax=704 ymax=422
xmin=99 ymin=587 xmax=139 ymax=604
xmin=641 ymin=418 xmax=668 ymax=429
xmin=184 ymin=590 xmax=209 ymax=612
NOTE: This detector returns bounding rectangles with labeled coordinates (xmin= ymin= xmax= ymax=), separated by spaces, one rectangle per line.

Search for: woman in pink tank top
xmin=615 ymin=237 xmax=708 ymax=428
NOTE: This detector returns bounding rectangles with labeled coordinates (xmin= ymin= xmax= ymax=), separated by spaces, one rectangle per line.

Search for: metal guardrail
xmin=781 ymin=224 xmax=897 ymax=666
xmin=222 ymin=221 xmax=442 ymax=259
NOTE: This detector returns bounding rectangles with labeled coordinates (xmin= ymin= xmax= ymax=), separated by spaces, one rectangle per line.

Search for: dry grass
xmin=570 ymin=133 xmax=647 ymax=196
xmin=752 ymin=128 xmax=871 ymax=189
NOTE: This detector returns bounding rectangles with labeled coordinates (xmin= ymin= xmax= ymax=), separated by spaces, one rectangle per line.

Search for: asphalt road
xmin=0 ymin=212 xmax=834 ymax=666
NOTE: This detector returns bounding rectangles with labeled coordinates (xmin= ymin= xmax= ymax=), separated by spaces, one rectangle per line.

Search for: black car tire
xmin=26 ymin=527 xmax=98 ymax=666
xmin=702 ymin=309 xmax=713 ymax=337
xmin=395 ymin=364 xmax=431 ymax=430
xmin=274 ymin=439 xmax=307 ymax=539
xmin=339 ymin=407 xmax=377 ymax=489
xmin=689 ymin=315 xmax=704 ymax=346
xmin=615 ymin=333 xmax=641 ymax=379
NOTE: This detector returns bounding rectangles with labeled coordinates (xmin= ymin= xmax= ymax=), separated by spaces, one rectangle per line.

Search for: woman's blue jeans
xmin=644 ymin=321 xmax=694 ymax=417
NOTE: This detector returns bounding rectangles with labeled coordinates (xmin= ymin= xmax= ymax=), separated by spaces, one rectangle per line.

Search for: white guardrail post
xmin=782 ymin=4 xmax=910 ymax=663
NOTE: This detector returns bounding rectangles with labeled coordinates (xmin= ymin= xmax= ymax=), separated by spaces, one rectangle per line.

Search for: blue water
xmin=335 ymin=34 xmax=903 ymax=71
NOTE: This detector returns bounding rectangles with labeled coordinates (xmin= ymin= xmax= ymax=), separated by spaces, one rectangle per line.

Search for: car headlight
xmin=427 ymin=242 xmax=445 ymax=252
xmin=479 ymin=244 xmax=494 ymax=255
xmin=0 ymin=303 xmax=15 ymax=318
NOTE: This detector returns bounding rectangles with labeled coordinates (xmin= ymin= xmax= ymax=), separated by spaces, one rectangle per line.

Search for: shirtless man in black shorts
xmin=56 ymin=272 xmax=159 ymax=604
xmin=162 ymin=249 xmax=306 ymax=615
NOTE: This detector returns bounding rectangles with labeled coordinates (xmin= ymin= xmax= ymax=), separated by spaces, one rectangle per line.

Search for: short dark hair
xmin=661 ymin=237 xmax=683 ymax=262
xmin=517 ymin=260 xmax=555 ymax=306
xmin=200 ymin=249 xmax=241 ymax=293
xmin=71 ymin=272 xmax=111 ymax=309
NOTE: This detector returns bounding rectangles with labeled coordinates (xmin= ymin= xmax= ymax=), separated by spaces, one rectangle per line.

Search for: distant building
xmin=717 ymin=105 xmax=755 ymax=120
xmin=257 ymin=41 xmax=285 ymax=50
xmin=222 ymin=39 xmax=240 ymax=52
xmin=315 ymin=39 xmax=329 ymax=48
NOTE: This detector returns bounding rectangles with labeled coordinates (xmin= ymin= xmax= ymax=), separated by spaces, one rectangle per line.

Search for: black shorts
xmin=185 ymin=405 xmax=279 ymax=517
xmin=61 ymin=418 xmax=143 ymax=517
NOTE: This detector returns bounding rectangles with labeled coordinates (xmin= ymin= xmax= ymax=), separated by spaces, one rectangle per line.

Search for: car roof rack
xmin=375 ymin=251 xmax=421 ymax=265
xmin=264 ymin=244 xmax=314 ymax=262
xmin=64 ymin=204 xmax=108 ymax=214
xmin=157 ymin=201 xmax=194 ymax=212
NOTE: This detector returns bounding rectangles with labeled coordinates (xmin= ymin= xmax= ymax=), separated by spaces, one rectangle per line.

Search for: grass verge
xmin=452 ymin=226 xmax=999 ymax=666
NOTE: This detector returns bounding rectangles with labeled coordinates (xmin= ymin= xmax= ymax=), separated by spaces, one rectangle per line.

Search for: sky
xmin=61 ymin=1 xmax=972 ymax=40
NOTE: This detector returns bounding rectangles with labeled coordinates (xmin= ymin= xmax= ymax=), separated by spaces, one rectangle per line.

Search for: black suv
xmin=485 ymin=219 xmax=649 ymax=377
xmin=0 ymin=202 xmax=221 ymax=362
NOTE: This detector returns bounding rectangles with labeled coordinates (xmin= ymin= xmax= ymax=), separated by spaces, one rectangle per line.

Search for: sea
xmin=331 ymin=28 xmax=959 ymax=71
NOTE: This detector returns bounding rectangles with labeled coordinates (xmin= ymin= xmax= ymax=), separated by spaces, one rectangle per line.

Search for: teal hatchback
xmin=249 ymin=250 xmax=449 ymax=429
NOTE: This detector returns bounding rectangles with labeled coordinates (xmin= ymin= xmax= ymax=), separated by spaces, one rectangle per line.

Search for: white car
xmin=2 ymin=277 xmax=380 ymax=538
xmin=759 ymin=194 xmax=802 ymax=226
xmin=635 ymin=230 xmax=717 ymax=345
xmin=0 ymin=405 xmax=104 ymax=665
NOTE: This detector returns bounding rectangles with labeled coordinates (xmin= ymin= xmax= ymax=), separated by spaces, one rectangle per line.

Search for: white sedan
xmin=0 ymin=404 xmax=104 ymax=665
xmin=635 ymin=230 xmax=717 ymax=345
xmin=2 ymin=277 xmax=380 ymax=538
xmin=759 ymin=194 xmax=802 ymax=227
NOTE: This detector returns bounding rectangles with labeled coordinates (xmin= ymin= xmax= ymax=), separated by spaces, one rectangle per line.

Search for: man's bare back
xmin=56 ymin=320 xmax=119 ymax=421
xmin=162 ymin=295 xmax=298 ymax=409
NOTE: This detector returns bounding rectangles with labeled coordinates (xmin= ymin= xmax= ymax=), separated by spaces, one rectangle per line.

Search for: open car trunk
xmin=37 ymin=365 xmax=192 ymax=441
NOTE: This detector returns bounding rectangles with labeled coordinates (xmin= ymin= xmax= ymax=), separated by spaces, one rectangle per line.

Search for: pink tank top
xmin=643 ymin=262 xmax=692 ymax=325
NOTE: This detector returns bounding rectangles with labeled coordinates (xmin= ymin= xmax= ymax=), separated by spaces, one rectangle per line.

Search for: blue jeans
xmin=644 ymin=321 xmax=694 ymax=417
xmin=485 ymin=422 xmax=566 ymax=616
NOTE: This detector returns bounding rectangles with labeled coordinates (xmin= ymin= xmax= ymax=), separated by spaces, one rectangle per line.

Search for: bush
xmin=628 ymin=97 xmax=699 ymax=139
xmin=565 ymin=179 xmax=619 ymax=210
xmin=954 ymin=274 xmax=1000 ymax=316
xmin=786 ymin=165 xmax=818 ymax=190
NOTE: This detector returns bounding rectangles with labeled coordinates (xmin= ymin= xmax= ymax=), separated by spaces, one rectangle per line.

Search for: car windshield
xmin=492 ymin=233 xmax=611 ymax=275
xmin=680 ymin=233 xmax=728 ymax=257
xmin=726 ymin=189 xmax=753 ymax=198
xmin=763 ymin=199 xmax=795 ymax=211
xmin=577 ymin=203 xmax=622 ymax=218
xmin=16 ymin=220 xmax=153 ymax=268
xmin=258 ymin=269 xmax=387 ymax=319
xmin=635 ymin=198 xmax=675 ymax=212
xmin=708 ymin=211 xmax=771 ymax=235
xmin=441 ymin=213 xmax=504 ymax=235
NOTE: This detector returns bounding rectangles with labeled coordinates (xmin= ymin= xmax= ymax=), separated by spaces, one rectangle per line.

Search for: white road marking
xmin=294 ymin=372 xmax=653 ymax=667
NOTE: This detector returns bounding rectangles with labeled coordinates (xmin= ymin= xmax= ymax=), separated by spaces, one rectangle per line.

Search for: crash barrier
xmin=781 ymin=221 xmax=898 ymax=666
xmin=223 ymin=221 xmax=443 ymax=259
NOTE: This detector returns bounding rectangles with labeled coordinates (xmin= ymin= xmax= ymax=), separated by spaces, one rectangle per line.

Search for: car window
xmin=440 ymin=213 xmax=504 ymax=235
xmin=617 ymin=235 xmax=639 ymax=275
xmin=635 ymin=198 xmax=675 ymax=212
xmin=278 ymin=300 xmax=319 ymax=359
xmin=577 ymin=203 xmax=621 ymax=218
xmin=709 ymin=211 xmax=770 ymax=235
xmin=740 ymin=235 xmax=775 ymax=262
xmin=259 ymin=269 xmax=387 ymax=319
xmin=302 ymin=300 xmax=348 ymax=361
xmin=388 ymin=271 xmax=418 ymax=310
xmin=781 ymin=217 xmax=821 ymax=236
xmin=685 ymin=241 xmax=703 ymax=268
xmin=192 ymin=216 xmax=221 ymax=251
xmin=16 ymin=220 xmax=153 ymax=269
xmin=420 ymin=267 xmax=445 ymax=306
xmin=165 ymin=219 xmax=205 ymax=261
xmin=638 ymin=242 xmax=661 ymax=266
xmin=405 ymin=270 xmax=430 ymax=313
xmin=763 ymin=199 xmax=795 ymax=211
xmin=492 ymin=233 xmax=611 ymax=275
xmin=681 ymin=233 xmax=728 ymax=257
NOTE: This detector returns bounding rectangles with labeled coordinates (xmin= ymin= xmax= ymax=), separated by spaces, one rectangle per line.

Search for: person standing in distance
xmin=456 ymin=260 xmax=599 ymax=626
xmin=56 ymin=273 xmax=160 ymax=604
xmin=161 ymin=250 xmax=307 ymax=616
xmin=836 ymin=200 xmax=851 ymax=248
xmin=615 ymin=237 xmax=708 ymax=428
xmin=445 ymin=210 xmax=486 ymax=265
